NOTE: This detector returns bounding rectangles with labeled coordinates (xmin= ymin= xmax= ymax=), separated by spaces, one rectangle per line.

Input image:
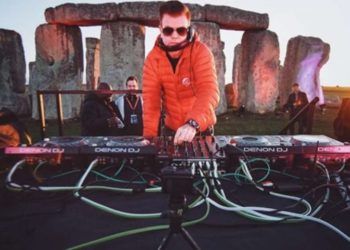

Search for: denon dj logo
xmin=94 ymin=147 xmax=141 ymax=153
xmin=15 ymin=147 xmax=65 ymax=154
xmin=243 ymin=147 xmax=289 ymax=153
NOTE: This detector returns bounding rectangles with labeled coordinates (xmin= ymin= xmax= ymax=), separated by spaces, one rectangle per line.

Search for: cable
xmin=68 ymin=167 xmax=211 ymax=250
xmin=74 ymin=159 xmax=162 ymax=219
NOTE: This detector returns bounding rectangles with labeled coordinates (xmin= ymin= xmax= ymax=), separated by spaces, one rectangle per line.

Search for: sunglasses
xmin=162 ymin=26 xmax=188 ymax=36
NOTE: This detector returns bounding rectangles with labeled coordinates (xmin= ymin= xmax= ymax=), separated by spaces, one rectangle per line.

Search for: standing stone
xmin=100 ymin=21 xmax=145 ymax=90
xmin=192 ymin=21 xmax=227 ymax=115
xmin=85 ymin=38 xmax=100 ymax=90
xmin=0 ymin=29 xmax=30 ymax=115
xmin=240 ymin=30 xmax=280 ymax=113
xmin=30 ymin=24 xmax=83 ymax=119
xmin=280 ymin=36 xmax=330 ymax=106
xmin=232 ymin=44 xmax=242 ymax=108
xmin=225 ymin=83 xmax=237 ymax=108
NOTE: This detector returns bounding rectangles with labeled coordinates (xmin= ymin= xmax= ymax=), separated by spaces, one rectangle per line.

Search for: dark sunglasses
xmin=162 ymin=26 xmax=188 ymax=36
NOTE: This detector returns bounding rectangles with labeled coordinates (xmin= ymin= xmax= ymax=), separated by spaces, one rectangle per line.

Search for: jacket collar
xmin=152 ymin=32 xmax=199 ymax=59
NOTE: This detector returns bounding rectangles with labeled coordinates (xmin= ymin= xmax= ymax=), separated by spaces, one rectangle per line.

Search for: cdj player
xmin=5 ymin=135 xmax=350 ymax=169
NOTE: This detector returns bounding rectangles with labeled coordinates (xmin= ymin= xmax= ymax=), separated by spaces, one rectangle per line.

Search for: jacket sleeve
xmin=142 ymin=55 xmax=161 ymax=137
xmin=185 ymin=43 xmax=220 ymax=130
xmin=284 ymin=94 xmax=293 ymax=110
xmin=302 ymin=92 xmax=309 ymax=105
xmin=81 ymin=101 xmax=109 ymax=133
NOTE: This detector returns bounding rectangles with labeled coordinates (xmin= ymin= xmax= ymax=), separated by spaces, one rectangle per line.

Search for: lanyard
xmin=125 ymin=95 xmax=139 ymax=111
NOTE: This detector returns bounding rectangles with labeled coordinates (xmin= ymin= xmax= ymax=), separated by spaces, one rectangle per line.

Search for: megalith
xmin=280 ymin=36 xmax=330 ymax=106
xmin=232 ymin=44 xmax=242 ymax=108
xmin=204 ymin=4 xmax=269 ymax=30
xmin=240 ymin=30 xmax=280 ymax=113
xmin=0 ymin=29 xmax=30 ymax=115
xmin=100 ymin=21 xmax=145 ymax=90
xmin=30 ymin=24 xmax=83 ymax=119
xmin=45 ymin=3 xmax=119 ymax=26
xmin=192 ymin=21 xmax=227 ymax=115
xmin=85 ymin=38 xmax=100 ymax=90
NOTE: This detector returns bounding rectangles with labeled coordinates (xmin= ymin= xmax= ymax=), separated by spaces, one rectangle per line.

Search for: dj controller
xmin=5 ymin=135 xmax=350 ymax=170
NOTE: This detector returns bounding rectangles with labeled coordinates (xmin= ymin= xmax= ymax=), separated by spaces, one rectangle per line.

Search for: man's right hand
xmin=174 ymin=124 xmax=196 ymax=145
xmin=114 ymin=117 xmax=124 ymax=128
xmin=107 ymin=116 xmax=124 ymax=128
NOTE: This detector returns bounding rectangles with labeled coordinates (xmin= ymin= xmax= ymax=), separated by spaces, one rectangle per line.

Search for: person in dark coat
xmin=81 ymin=82 xmax=124 ymax=136
xmin=284 ymin=83 xmax=309 ymax=134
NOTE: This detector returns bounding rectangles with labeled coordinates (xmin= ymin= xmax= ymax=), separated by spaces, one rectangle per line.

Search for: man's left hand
xmin=174 ymin=124 xmax=196 ymax=145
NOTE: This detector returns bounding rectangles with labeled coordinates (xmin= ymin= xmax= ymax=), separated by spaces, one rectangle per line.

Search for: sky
xmin=0 ymin=0 xmax=349 ymax=86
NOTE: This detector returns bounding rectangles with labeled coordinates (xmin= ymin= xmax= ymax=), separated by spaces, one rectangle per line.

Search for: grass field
xmin=24 ymin=107 xmax=340 ymax=143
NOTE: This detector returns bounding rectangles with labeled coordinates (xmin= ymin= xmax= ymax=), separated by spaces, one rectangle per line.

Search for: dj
xmin=142 ymin=0 xmax=219 ymax=144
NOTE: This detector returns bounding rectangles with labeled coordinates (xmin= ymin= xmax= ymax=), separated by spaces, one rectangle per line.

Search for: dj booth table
xmin=1 ymin=135 xmax=350 ymax=250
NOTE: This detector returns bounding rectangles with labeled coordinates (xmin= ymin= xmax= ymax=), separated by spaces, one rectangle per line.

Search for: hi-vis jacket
xmin=142 ymin=35 xmax=220 ymax=137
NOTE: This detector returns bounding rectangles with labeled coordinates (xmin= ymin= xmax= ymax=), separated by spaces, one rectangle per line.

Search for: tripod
xmin=158 ymin=194 xmax=201 ymax=250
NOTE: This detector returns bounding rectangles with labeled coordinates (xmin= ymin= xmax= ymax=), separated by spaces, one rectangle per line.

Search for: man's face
xmin=127 ymin=80 xmax=138 ymax=90
xmin=160 ymin=14 xmax=190 ymax=46
xmin=292 ymin=85 xmax=299 ymax=93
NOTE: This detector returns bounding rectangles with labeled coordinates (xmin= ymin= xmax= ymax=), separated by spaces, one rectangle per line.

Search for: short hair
xmin=97 ymin=82 xmax=112 ymax=90
xmin=292 ymin=83 xmax=299 ymax=87
xmin=159 ymin=1 xmax=191 ymax=21
xmin=126 ymin=76 xmax=138 ymax=86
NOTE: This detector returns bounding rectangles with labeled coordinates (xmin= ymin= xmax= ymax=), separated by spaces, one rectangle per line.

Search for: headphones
xmin=187 ymin=26 xmax=195 ymax=43
xmin=158 ymin=26 xmax=195 ymax=52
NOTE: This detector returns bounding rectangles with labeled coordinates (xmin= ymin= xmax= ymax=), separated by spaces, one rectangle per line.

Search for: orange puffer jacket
xmin=142 ymin=35 xmax=220 ymax=137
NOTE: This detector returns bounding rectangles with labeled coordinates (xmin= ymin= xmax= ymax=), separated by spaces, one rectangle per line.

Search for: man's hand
xmin=174 ymin=124 xmax=196 ymax=145
xmin=107 ymin=116 xmax=124 ymax=128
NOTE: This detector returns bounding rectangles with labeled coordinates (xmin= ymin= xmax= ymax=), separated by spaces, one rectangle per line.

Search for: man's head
xmin=126 ymin=76 xmax=139 ymax=91
xmin=97 ymin=82 xmax=113 ymax=101
xmin=292 ymin=83 xmax=300 ymax=93
xmin=159 ymin=1 xmax=191 ymax=47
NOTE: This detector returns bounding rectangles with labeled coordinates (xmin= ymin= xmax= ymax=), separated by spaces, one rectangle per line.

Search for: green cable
xmin=113 ymin=159 xmax=127 ymax=176
xmin=91 ymin=170 xmax=147 ymax=184
xmin=68 ymin=184 xmax=211 ymax=250
xmin=233 ymin=158 xmax=271 ymax=184
xmin=49 ymin=169 xmax=81 ymax=179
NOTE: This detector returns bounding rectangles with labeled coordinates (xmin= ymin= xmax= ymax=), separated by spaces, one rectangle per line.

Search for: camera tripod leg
xmin=157 ymin=227 xmax=201 ymax=250
xmin=180 ymin=227 xmax=201 ymax=250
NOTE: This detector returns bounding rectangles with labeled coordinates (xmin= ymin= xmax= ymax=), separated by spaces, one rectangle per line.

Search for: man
xmin=142 ymin=0 xmax=219 ymax=144
xmin=81 ymin=82 xmax=124 ymax=136
xmin=284 ymin=83 xmax=309 ymax=134
xmin=115 ymin=76 xmax=143 ymax=136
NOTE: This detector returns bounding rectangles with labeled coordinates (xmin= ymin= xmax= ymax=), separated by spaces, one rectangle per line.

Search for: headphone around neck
xmin=158 ymin=26 xmax=195 ymax=52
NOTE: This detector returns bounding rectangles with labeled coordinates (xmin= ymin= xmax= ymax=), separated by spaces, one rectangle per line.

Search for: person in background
xmin=115 ymin=76 xmax=143 ymax=136
xmin=284 ymin=83 xmax=309 ymax=134
xmin=81 ymin=82 xmax=124 ymax=136
xmin=142 ymin=0 xmax=219 ymax=144
xmin=0 ymin=107 xmax=32 ymax=148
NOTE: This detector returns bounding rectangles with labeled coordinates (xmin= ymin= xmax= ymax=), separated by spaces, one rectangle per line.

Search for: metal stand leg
xmin=158 ymin=195 xmax=201 ymax=250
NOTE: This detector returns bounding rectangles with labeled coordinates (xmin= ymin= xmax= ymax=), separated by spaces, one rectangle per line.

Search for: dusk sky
xmin=0 ymin=0 xmax=349 ymax=86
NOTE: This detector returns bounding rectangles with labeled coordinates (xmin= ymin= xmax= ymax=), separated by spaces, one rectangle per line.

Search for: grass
xmin=215 ymin=107 xmax=338 ymax=138
xmin=23 ymin=107 xmax=340 ymax=143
